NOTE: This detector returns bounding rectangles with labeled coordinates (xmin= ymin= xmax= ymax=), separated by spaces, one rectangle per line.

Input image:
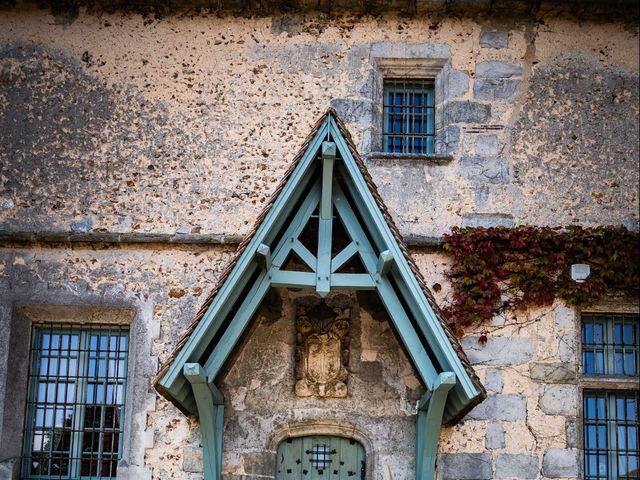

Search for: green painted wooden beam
xmin=416 ymin=372 xmax=456 ymax=480
xmin=270 ymin=270 xmax=316 ymax=288
xmin=330 ymin=242 xmax=358 ymax=273
xmin=320 ymin=141 xmax=336 ymax=220
xmin=292 ymin=239 xmax=317 ymax=271
xmin=183 ymin=363 xmax=224 ymax=480
xmin=330 ymin=273 xmax=376 ymax=289
xmin=316 ymin=143 xmax=336 ymax=297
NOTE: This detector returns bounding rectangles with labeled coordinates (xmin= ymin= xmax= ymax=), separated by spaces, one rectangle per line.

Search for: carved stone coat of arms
xmin=294 ymin=301 xmax=350 ymax=398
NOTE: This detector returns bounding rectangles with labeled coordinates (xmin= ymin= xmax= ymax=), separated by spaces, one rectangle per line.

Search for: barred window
xmin=581 ymin=313 xmax=639 ymax=480
xmin=382 ymin=79 xmax=435 ymax=154
xmin=21 ymin=324 xmax=129 ymax=479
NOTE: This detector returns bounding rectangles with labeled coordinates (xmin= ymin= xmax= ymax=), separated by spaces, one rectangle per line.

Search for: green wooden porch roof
xmin=153 ymin=109 xmax=485 ymax=424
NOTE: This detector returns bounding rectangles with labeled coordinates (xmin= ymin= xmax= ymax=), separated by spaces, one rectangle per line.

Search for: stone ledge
xmin=366 ymin=152 xmax=454 ymax=166
xmin=0 ymin=230 xmax=446 ymax=248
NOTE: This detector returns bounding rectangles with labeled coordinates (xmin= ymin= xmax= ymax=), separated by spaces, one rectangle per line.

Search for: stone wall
xmin=0 ymin=4 xmax=638 ymax=480
xmin=2 ymin=245 xmax=630 ymax=479
xmin=1 ymin=8 xmax=638 ymax=239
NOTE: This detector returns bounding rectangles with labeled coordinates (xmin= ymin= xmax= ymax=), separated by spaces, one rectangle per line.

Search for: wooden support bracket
xmin=183 ymin=363 xmax=224 ymax=480
xmin=256 ymin=244 xmax=271 ymax=271
xmin=416 ymin=372 xmax=456 ymax=480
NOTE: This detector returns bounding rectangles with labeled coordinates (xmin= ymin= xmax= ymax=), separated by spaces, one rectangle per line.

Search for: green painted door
xmin=276 ymin=435 xmax=365 ymax=480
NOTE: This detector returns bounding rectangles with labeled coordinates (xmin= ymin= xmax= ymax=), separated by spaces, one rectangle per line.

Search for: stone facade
xmin=0 ymin=3 xmax=638 ymax=480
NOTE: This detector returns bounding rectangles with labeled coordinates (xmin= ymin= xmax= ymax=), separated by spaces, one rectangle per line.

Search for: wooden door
xmin=276 ymin=435 xmax=365 ymax=480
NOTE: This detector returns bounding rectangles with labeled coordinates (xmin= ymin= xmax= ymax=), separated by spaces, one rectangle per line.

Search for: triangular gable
xmin=154 ymin=110 xmax=485 ymax=425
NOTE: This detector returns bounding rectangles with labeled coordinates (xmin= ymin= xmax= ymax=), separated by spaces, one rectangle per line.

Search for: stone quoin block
xmin=476 ymin=60 xmax=523 ymax=78
xmin=480 ymin=31 xmax=509 ymax=49
xmin=485 ymin=423 xmax=505 ymax=449
xmin=539 ymin=384 xmax=578 ymax=416
xmin=475 ymin=135 xmax=499 ymax=156
xmin=439 ymin=453 xmax=493 ymax=479
xmin=443 ymin=101 xmax=491 ymax=124
xmin=529 ymin=362 xmax=576 ymax=383
xmin=460 ymin=156 xmax=510 ymax=183
xmin=496 ymin=454 xmax=539 ymax=479
xmin=542 ymin=448 xmax=580 ymax=478
xmin=474 ymin=79 xmax=521 ymax=102
xmin=466 ymin=394 xmax=527 ymax=421
xmin=461 ymin=335 xmax=533 ymax=365
xmin=484 ymin=368 xmax=503 ymax=392
xmin=445 ymin=70 xmax=470 ymax=99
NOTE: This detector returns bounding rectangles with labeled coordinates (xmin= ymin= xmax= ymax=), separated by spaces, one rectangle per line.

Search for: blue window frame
xmin=581 ymin=313 xmax=639 ymax=480
xmin=583 ymin=391 xmax=639 ymax=479
xmin=21 ymin=324 xmax=129 ymax=479
xmin=383 ymin=79 xmax=435 ymax=154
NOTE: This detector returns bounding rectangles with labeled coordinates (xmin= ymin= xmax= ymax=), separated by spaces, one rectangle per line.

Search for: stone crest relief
xmin=295 ymin=301 xmax=350 ymax=398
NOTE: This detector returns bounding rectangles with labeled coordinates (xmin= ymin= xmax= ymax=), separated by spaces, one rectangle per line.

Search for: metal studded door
xmin=276 ymin=435 xmax=366 ymax=480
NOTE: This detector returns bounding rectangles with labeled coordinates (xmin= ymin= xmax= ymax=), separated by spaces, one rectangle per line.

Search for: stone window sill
xmin=365 ymin=152 xmax=453 ymax=166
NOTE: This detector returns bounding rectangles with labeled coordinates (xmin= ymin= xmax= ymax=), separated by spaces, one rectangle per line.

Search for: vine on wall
xmin=441 ymin=226 xmax=639 ymax=335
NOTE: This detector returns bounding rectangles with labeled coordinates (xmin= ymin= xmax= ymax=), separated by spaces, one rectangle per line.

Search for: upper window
xmin=582 ymin=314 xmax=638 ymax=376
xmin=581 ymin=313 xmax=639 ymax=480
xmin=382 ymin=79 xmax=435 ymax=154
xmin=21 ymin=324 xmax=129 ymax=479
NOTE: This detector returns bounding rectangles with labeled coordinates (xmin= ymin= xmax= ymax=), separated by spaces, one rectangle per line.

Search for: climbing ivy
xmin=441 ymin=226 xmax=639 ymax=334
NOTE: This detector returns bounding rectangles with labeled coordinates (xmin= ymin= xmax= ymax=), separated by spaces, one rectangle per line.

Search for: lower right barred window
xmin=581 ymin=313 xmax=639 ymax=480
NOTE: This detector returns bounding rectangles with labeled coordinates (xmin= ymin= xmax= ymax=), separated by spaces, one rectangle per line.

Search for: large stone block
xmin=461 ymin=335 xmax=532 ymax=365
xmin=539 ymin=384 xmax=578 ymax=416
xmin=566 ymin=417 xmax=579 ymax=448
xmin=475 ymin=135 xmax=499 ymax=156
xmin=485 ymin=423 xmax=505 ymax=449
xmin=440 ymin=124 xmax=461 ymax=154
xmin=370 ymin=42 xmax=451 ymax=59
xmin=460 ymin=156 xmax=510 ymax=183
xmin=439 ymin=453 xmax=493 ymax=479
xmin=445 ymin=70 xmax=469 ymax=99
xmin=529 ymin=362 xmax=576 ymax=383
xmin=480 ymin=31 xmax=509 ymax=49
xmin=474 ymin=79 xmax=521 ymax=102
xmin=496 ymin=454 xmax=539 ymax=479
xmin=542 ymin=448 xmax=580 ymax=478
xmin=558 ymin=332 xmax=577 ymax=363
xmin=461 ymin=213 xmax=515 ymax=228
xmin=476 ymin=61 xmax=523 ymax=78
xmin=466 ymin=394 xmax=527 ymax=421
xmin=444 ymin=101 xmax=491 ymax=124
xmin=554 ymin=306 xmax=576 ymax=328
xmin=484 ymin=368 xmax=503 ymax=392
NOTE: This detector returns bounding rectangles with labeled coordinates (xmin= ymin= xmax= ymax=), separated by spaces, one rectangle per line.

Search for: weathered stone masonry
xmin=0 ymin=2 xmax=638 ymax=480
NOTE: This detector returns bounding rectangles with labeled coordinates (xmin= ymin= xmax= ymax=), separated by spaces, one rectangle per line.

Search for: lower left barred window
xmin=21 ymin=324 xmax=129 ymax=479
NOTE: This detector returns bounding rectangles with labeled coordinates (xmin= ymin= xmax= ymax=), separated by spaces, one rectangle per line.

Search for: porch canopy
xmin=154 ymin=110 xmax=485 ymax=480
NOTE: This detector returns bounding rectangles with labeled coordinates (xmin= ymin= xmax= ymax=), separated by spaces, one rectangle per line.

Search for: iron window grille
xmin=309 ymin=444 xmax=333 ymax=471
xmin=581 ymin=313 xmax=639 ymax=480
xmin=583 ymin=391 xmax=639 ymax=479
xmin=382 ymin=78 xmax=435 ymax=155
xmin=21 ymin=324 xmax=129 ymax=479
xmin=582 ymin=314 xmax=639 ymax=376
